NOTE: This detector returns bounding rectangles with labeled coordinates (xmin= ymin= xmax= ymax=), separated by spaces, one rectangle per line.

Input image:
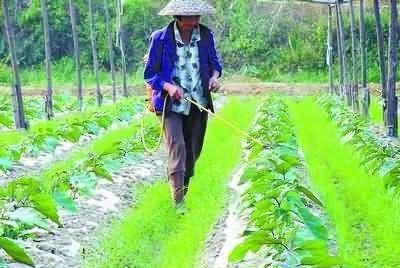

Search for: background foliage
xmin=0 ymin=0 xmax=395 ymax=84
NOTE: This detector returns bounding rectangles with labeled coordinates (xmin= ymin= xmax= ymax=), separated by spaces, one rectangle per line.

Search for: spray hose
xmin=140 ymin=97 xmax=168 ymax=153
xmin=140 ymin=97 xmax=266 ymax=154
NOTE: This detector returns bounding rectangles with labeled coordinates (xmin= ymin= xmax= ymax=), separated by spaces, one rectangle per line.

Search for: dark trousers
xmin=163 ymin=105 xmax=208 ymax=202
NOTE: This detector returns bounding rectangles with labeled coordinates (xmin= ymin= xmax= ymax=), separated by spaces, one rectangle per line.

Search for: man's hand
xmin=209 ymin=71 xmax=221 ymax=92
xmin=164 ymin=82 xmax=183 ymax=100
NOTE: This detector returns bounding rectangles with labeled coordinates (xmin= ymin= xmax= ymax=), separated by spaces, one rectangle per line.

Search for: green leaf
xmin=69 ymin=173 xmax=97 ymax=195
xmin=294 ymin=239 xmax=328 ymax=252
xmin=0 ymin=157 xmax=13 ymax=171
xmin=53 ymin=192 xmax=77 ymax=213
xmin=0 ymin=113 xmax=14 ymax=128
xmin=8 ymin=208 xmax=51 ymax=231
xmin=86 ymin=122 xmax=101 ymax=135
xmin=296 ymin=206 xmax=328 ymax=241
xmin=42 ymin=137 xmax=59 ymax=153
xmin=229 ymin=231 xmax=281 ymax=263
xmin=30 ymin=194 xmax=61 ymax=226
xmin=239 ymin=166 xmax=257 ymax=185
xmin=8 ymin=145 xmax=25 ymax=161
xmin=296 ymin=185 xmax=324 ymax=207
xmin=378 ymin=158 xmax=399 ymax=178
xmin=103 ymin=158 xmax=122 ymax=173
xmin=301 ymin=254 xmax=341 ymax=267
xmin=0 ymin=237 xmax=34 ymax=266
xmin=92 ymin=167 xmax=113 ymax=181
xmin=340 ymin=131 xmax=355 ymax=144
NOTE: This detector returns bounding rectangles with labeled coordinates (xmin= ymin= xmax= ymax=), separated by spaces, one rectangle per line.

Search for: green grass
xmin=288 ymin=97 xmax=400 ymax=268
xmin=266 ymin=70 xmax=328 ymax=83
xmin=83 ymin=96 xmax=258 ymax=268
xmin=0 ymin=58 xmax=144 ymax=91
xmin=0 ymin=130 xmax=25 ymax=155
xmin=370 ymin=95 xmax=384 ymax=124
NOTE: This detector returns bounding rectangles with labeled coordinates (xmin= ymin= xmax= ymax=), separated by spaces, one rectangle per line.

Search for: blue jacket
xmin=144 ymin=21 xmax=222 ymax=113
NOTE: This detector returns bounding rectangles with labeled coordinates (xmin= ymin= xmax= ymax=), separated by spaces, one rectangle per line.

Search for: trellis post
xmin=69 ymin=0 xmax=83 ymax=111
xmin=386 ymin=0 xmax=398 ymax=137
xmin=335 ymin=3 xmax=344 ymax=97
xmin=2 ymin=0 xmax=28 ymax=129
xmin=104 ymin=0 xmax=117 ymax=103
xmin=88 ymin=0 xmax=103 ymax=106
xmin=349 ymin=0 xmax=359 ymax=112
xmin=359 ymin=0 xmax=369 ymax=117
xmin=116 ymin=0 xmax=129 ymax=97
xmin=336 ymin=0 xmax=351 ymax=107
xmin=327 ymin=5 xmax=334 ymax=94
xmin=40 ymin=0 xmax=54 ymax=119
xmin=373 ymin=0 xmax=388 ymax=125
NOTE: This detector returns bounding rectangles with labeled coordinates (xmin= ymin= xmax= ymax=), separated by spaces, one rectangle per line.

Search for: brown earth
xmin=0 ymin=80 xmax=388 ymax=97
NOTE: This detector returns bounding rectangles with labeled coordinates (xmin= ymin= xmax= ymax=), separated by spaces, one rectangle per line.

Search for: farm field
xmin=1 ymin=90 xmax=400 ymax=268
xmin=2 ymin=0 xmax=400 ymax=267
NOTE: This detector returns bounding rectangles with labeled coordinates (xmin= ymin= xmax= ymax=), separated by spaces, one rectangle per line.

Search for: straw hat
xmin=158 ymin=0 xmax=216 ymax=16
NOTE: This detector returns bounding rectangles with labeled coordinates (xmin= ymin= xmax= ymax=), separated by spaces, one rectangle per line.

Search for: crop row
xmin=229 ymin=96 xmax=339 ymax=267
xmin=0 ymin=108 xmax=158 ymax=266
xmin=0 ymin=97 xmax=144 ymax=172
xmin=318 ymin=94 xmax=400 ymax=191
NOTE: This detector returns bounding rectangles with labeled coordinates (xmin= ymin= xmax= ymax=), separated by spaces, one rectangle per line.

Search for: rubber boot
xmin=170 ymin=172 xmax=185 ymax=204
xmin=183 ymin=176 xmax=191 ymax=197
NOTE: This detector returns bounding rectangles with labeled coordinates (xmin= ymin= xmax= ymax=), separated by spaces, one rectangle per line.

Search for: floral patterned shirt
xmin=171 ymin=22 xmax=208 ymax=115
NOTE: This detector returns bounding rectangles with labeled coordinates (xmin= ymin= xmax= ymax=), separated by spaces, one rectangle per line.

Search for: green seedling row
xmin=0 ymin=109 xmax=159 ymax=266
xmin=229 ymin=96 xmax=340 ymax=268
xmin=0 ymin=97 xmax=145 ymax=172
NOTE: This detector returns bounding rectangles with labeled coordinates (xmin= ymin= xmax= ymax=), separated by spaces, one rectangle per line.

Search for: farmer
xmin=144 ymin=0 xmax=222 ymax=207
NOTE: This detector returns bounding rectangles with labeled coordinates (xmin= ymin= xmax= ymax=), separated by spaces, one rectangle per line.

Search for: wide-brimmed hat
xmin=158 ymin=0 xmax=216 ymax=16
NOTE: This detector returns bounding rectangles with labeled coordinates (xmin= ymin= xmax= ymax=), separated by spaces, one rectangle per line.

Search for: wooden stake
xmin=69 ymin=0 xmax=83 ymax=111
xmin=88 ymin=0 xmax=103 ymax=107
xmin=386 ymin=0 xmax=398 ymax=137
xmin=359 ymin=0 xmax=370 ymax=117
xmin=2 ymin=0 xmax=27 ymax=129
xmin=40 ymin=0 xmax=54 ymax=119
xmin=328 ymin=6 xmax=334 ymax=94
xmin=336 ymin=0 xmax=351 ymax=107
xmin=349 ymin=0 xmax=359 ymax=112
xmin=373 ymin=0 xmax=388 ymax=126
xmin=104 ymin=0 xmax=117 ymax=103
xmin=335 ymin=4 xmax=344 ymax=97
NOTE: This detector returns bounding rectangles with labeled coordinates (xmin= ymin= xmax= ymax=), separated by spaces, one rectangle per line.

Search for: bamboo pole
xmin=40 ymin=0 xmax=54 ymax=119
xmin=68 ymin=0 xmax=83 ymax=111
xmin=2 ymin=0 xmax=27 ymax=129
xmin=349 ymin=0 xmax=359 ymax=112
xmin=335 ymin=4 xmax=344 ymax=97
xmin=328 ymin=6 xmax=334 ymax=94
xmin=359 ymin=0 xmax=369 ymax=117
xmin=104 ymin=0 xmax=117 ymax=103
xmin=386 ymin=0 xmax=398 ymax=137
xmin=116 ymin=0 xmax=128 ymax=97
xmin=373 ymin=0 xmax=388 ymax=126
xmin=88 ymin=0 xmax=103 ymax=106
xmin=336 ymin=0 xmax=351 ymax=107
